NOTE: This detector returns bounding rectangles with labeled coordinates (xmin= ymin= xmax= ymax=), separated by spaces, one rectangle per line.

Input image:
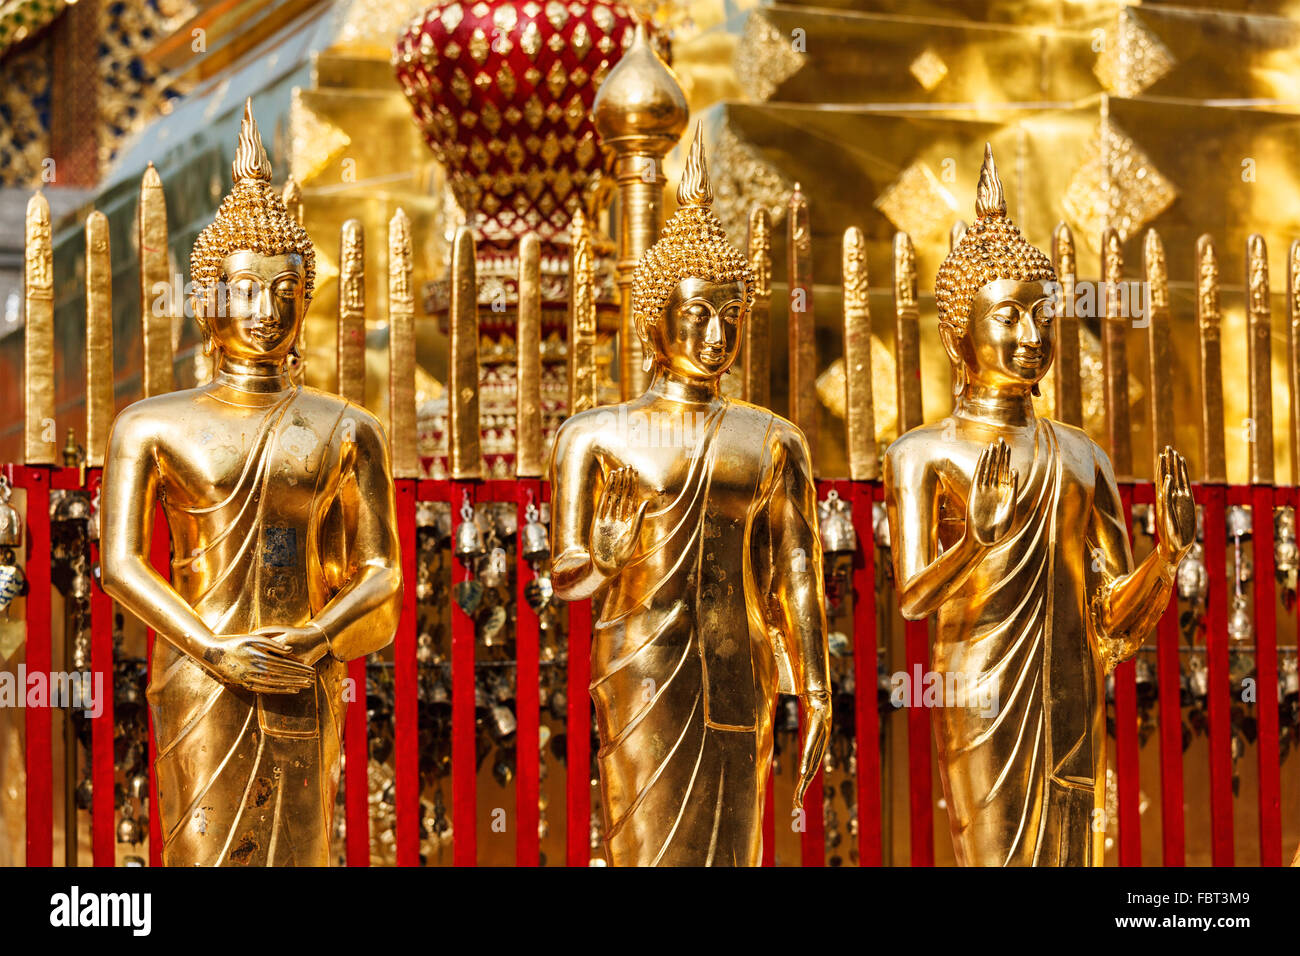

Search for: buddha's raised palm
xmin=590 ymin=465 xmax=648 ymax=575
xmin=1155 ymin=445 xmax=1196 ymax=563
xmin=967 ymin=438 xmax=1018 ymax=547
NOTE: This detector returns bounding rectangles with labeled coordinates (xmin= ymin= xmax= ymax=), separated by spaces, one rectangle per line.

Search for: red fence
xmin=6 ymin=464 xmax=1294 ymax=866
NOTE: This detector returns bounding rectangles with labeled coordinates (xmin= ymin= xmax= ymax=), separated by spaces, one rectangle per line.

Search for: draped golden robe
xmin=929 ymin=419 xmax=1131 ymax=866
xmin=578 ymin=400 xmax=824 ymax=866
xmin=143 ymin=387 xmax=371 ymax=866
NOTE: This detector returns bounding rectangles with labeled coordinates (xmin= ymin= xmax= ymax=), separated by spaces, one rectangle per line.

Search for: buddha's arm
xmin=100 ymin=408 xmax=221 ymax=668
xmin=549 ymin=418 xmax=606 ymax=601
xmin=766 ymin=425 xmax=830 ymax=702
xmin=1086 ymin=446 xmax=1171 ymax=674
xmin=765 ymin=424 xmax=830 ymax=804
xmin=311 ymin=411 xmax=402 ymax=661
xmin=884 ymin=443 xmax=985 ymax=621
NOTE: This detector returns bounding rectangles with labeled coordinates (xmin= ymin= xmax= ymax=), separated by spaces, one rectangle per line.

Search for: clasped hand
xmin=204 ymin=625 xmax=328 ymax=694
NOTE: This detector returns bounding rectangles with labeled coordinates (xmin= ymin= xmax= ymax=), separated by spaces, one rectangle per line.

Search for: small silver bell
xmin=0 ymin=556 xmax=25 ymax=614
xmin=872 ymin=501 xmax=891 ymax=549
xmin=1280 ymin=655 xmax=1298 ymax=699
xmin=493 ymin=504 xmax=517 ymax=540
xmin=1227 ymin=592 xmax=1253 ymax=643
xmin=1188 ymin=654 xmax=1209 ymax=699
xmin=1134 ymin=653 xmax=1157 ymax=696
xmin=1177 ymin=542 xmax=1207 ymax=605
xmin=819 ymin=490 xmax=857 ymax=555
xmin=521 ymin=501 xmax=550 ymax=563
xmin=1226 ymin=505 xmax=1252 ymax=540
xmin=454 ymin=497 xmax=484 ymax=559
xmin=0 ymin=475 xmax=21 ymax=548
xmin=117 ymin=804 xmax=140 ymax=845
xmin=416 ymin=631 xmax=437 ymax=666
xmin=490 ymin=703 xmax=517 ymax=740
xmin=1274 ymin=507 xmax=1298 ymax=593
xmin=55 ymin=491 xmax=91 ymax=523
xmin=128 ymin=772 xmax=150 ymax=801
xmin=86 ymin=488 xmax=100 ymax=542
xmin=480 ymin=547 xmax=509 ymax=589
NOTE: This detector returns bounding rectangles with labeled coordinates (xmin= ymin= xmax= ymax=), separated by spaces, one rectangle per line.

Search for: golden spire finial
xmin=677 ymin=124 xmax=712 ymax=208
xmin=975 ymin=142 xmax=1006 ymax=220
xmin=232 ymin=98 xmax=272 ymax=184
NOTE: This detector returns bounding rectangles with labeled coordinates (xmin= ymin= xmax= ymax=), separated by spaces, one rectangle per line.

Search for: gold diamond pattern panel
xmin=874 ymin=161 xmax=960 ymax=246
xmin=1061 ymin=119 xmax=1177 ymax=249
xmin=733 ymin=9 xmax=807 ymax=101
xmin=1093 ymin=8 xmax=1176 ymax=98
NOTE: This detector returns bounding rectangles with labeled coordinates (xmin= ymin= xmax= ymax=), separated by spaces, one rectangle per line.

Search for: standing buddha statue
xmin=550 ymin=127 xmax=831 ymax=866
xmin=883 ymin=145 xmax=1196 ymax=866
xmin=100 ymin=101 xmax=403 ymax=866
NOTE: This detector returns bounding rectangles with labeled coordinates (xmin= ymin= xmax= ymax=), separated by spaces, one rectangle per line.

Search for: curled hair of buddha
xmin=934 ymin=143 xmax=1055 ymax=337
xmin=190 ymin=99 xmax=316 ymax=316
xmin=631 ymin=125 xmax=753 ymax=348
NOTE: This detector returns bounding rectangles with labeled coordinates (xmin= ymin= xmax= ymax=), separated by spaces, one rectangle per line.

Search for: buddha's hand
xmin=253 ymin=624 xmax=330 ymax=667
xmin=967 ymin=438 xmax=1018 ymax=547
xmin=794 ymin=689 xmax=831 ymax=809
xmin=590 ymin=465 xmax=648 ymax=576
xmin=203 ymin=634 xmax=316 ymax=695
xmin=1155 ymin=445 xmax=1195 ymax=565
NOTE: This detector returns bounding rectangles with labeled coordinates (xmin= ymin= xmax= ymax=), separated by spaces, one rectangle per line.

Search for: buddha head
xmin=190 ymin=100 xmax=315 ymax=365
xmin=935 ymin=144 xmax=1057 ymax=400
xmin=631 ymin=126 xmax=753 ymax=384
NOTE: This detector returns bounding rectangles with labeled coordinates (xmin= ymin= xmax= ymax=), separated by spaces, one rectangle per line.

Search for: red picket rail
xmin=7 ymin=469 xmax=1293 ymax=867
xmin=1201 ymin=483 xmax=1234 ymax=866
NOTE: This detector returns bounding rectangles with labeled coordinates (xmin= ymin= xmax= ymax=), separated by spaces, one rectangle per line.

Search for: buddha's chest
xmin=936 ymin=433 xmax=1096 ymax=549
xmin=157 ymin=405 xmax=337 ymax=516
xmin=616 ymin=436 xmax=763 ymax=522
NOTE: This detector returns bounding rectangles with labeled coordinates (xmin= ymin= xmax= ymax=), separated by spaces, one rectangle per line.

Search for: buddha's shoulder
xmin=722 ymin=398 xmax=800 ymax=436
xmin=1043 ymin=418 xmax=1106 ymax=462
xmin=293 ymin=385 xmax=378 ymax=423
xmin=108 ymin=388 xmax=201 ymax=430
xmin=884 ymin=420 xmax=952 ymax=463
xmin=552 ymin=402 xmax=623 ymax=440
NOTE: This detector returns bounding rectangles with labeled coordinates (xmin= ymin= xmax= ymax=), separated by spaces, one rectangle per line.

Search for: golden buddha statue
xmin=883 ymin=145 xmax=1195 ymax=866
xmin=100 ymin=101 xmax=403 ymax=866
xmin=550 ymin=127 xmax=830 ymax=867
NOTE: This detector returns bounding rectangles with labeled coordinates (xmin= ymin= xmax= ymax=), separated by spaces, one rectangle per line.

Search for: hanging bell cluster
xmin=0 ymin=475 xmax=25 ymax=614
xmin=818 ymin=489 xmax=857 ymax=555
xmin=1274 ymin=506 xmax=1298 ymax=604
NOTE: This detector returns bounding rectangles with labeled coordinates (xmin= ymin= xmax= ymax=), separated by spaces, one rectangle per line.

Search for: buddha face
xmin=651 ymin=277 xmax=746 ymax=381
xmin=201 ymin=251 xmax=306 ymax=361
xmin=957 ymin=278 xmax=1055 ymax=392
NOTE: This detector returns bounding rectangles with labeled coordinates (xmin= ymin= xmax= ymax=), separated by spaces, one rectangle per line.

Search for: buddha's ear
xmin=192 ymin=288 xmax=218 ymax=355
xmin=939 ymin=322 xmax=964 ymax=369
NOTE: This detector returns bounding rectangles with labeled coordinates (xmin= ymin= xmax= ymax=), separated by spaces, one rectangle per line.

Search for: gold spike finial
xmin=974 ymin=142 xmax=1006 ymax=220
xmin=233 ymin=98 xmax=272 ymax=184
xmin=677 ymin=124 xmax=713 ymax=209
